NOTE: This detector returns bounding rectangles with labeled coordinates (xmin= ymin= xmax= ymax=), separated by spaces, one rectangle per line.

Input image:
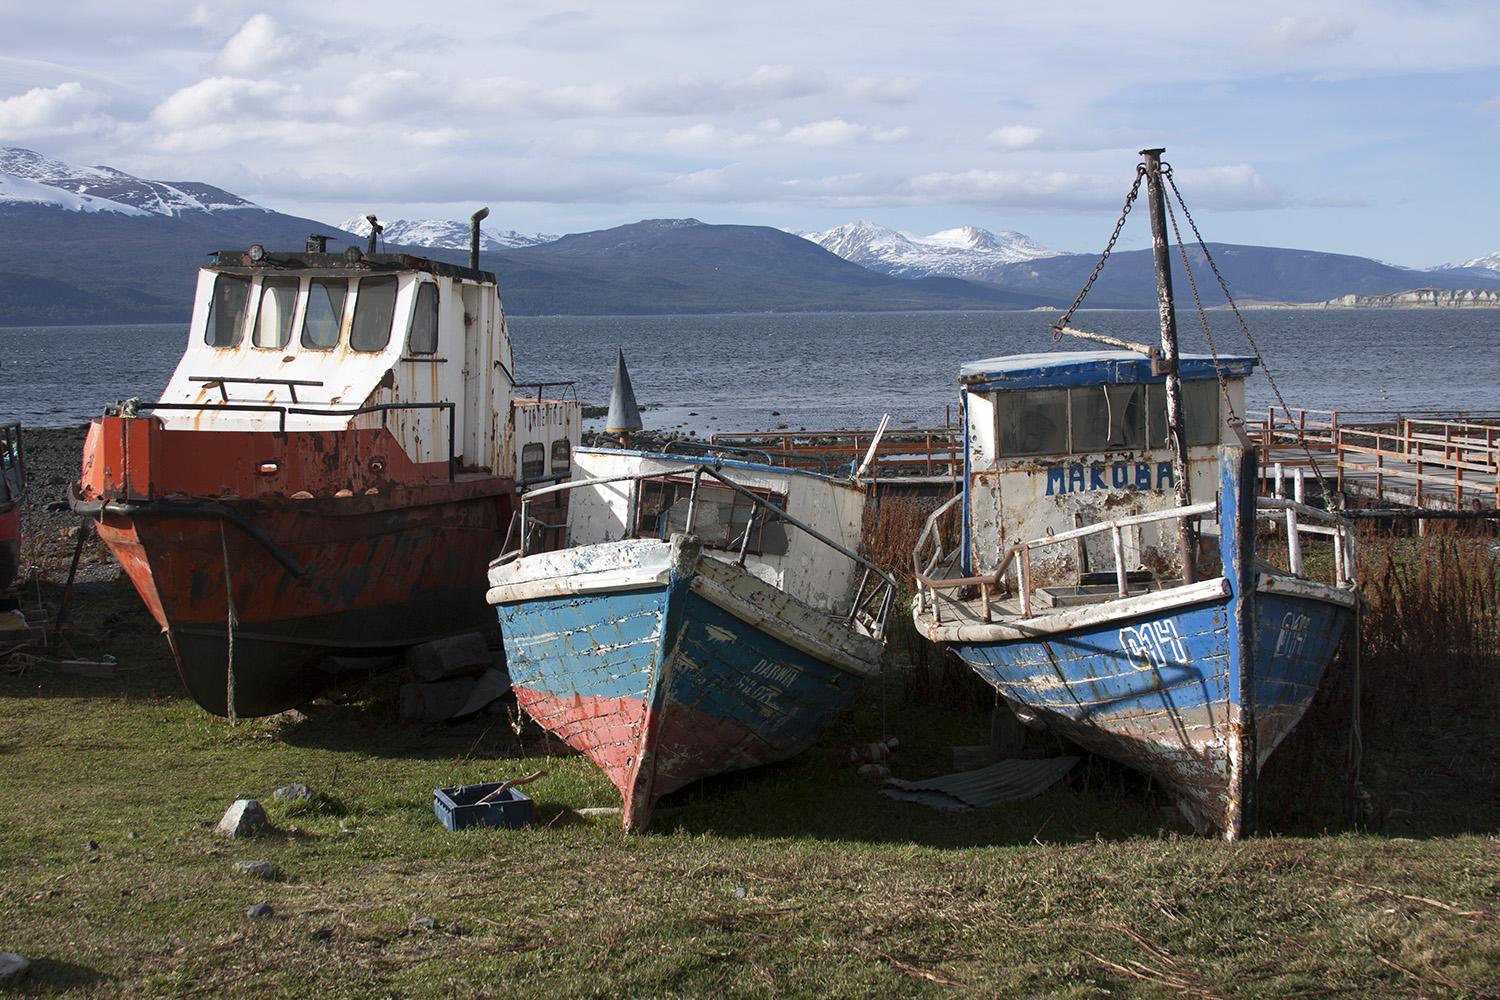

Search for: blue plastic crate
xmin=433 ymin=782 xmax=535 ymax=830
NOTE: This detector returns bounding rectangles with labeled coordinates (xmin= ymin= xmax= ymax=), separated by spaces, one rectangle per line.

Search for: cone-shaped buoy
xmin=605 ymin=349 xmax=643 ymax=447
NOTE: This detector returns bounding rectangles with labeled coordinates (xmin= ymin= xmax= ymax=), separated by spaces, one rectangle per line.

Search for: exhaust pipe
xmin=470 ymin=207 xmax=490 ymax=270
xmin=364 ymin=214 xmax=383 ymax=256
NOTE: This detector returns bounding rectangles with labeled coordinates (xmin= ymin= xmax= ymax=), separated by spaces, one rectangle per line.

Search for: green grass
xmin=1 ymin=577 xmax=1497 ymax=998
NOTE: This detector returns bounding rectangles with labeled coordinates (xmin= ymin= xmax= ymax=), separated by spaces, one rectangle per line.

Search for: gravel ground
xmin=16 ymin=425 xmax=112 ymax=580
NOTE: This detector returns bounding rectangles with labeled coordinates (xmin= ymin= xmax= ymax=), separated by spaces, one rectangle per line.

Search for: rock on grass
xmin=216 ymin=800 xmax=269 ymax=839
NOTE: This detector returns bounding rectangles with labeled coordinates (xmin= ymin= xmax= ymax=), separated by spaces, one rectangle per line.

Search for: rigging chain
xmin=1161 ymin=165 xmax=1334 ymax=500
xmin=1054 ymin=163 xmax=1146 ymax=339
xmin=1161 ymin=177 xmax=1239 ymax=429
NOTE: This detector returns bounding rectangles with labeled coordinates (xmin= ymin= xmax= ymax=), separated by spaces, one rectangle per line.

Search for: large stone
xmin=273 ymin=783 xmax=312 ymax=802
xmin=453 ymin=667 xmax=512 ymax=719
xmin=0 ymin=952 xmax=29 ymax=984
xmin=216 ymin=799 xmax=269 ymax=839
xmin=246 ymin=902 xmax=274 ymax=919
xmin=236 ymin=860 xmax=282 ymax=881
xmin=405 ymin=632 xmax=490 ymax=682
xmin=399 ymin=679 xmax=477 ymax=723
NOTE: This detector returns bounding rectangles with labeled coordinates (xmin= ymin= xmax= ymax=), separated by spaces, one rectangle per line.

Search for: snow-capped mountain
xmin=0 ymin=147 xmax=263 ymax=216
xmin=1436 ymin=251 xmax=1500 ymax=273
xmin=797 ymin=221 xmax=1060 ymax=281
xmin=339 ymin=216 xmax=558 ymax=251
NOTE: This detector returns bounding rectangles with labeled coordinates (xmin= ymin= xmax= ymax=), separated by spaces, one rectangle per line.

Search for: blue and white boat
xmin=487 ymin=446 xmax=896 ymax=831
xmin=911 ymin=150 xmax=1360 ymax=838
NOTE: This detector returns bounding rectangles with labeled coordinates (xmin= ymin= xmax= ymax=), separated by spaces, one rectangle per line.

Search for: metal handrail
xmin=913 ymin=495 xmax=1356 ymax=624
xmin=662 ymin=439 xmax=835 ymax=473
xmin=513 ymin=381 xmax=578 ymax=403
xmin=128 ymin=399 xmax=458 ymax=481
xmin=515 ymin=462 xmax=898 ymax=635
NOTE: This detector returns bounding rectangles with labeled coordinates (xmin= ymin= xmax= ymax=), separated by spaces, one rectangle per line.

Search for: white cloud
xmin=782 ymin=119 xmax=910 ymax=146
xmin=1168 ymin=163 xmax=1285 ymax=210
xmin=1252 ymin=14 xmax=1355 ymax=53
xmin=217 ymin=14 xmax=311 ymax=75
xmin=987 ymin=125 xmax=1042 ymax=150
xmin=149 ymin=77 xmax=304 ymax=130
xmin=848 ymin=75 xmax=921 ymax=104
xmin=0 ymin=81 xmax=111 ymax=137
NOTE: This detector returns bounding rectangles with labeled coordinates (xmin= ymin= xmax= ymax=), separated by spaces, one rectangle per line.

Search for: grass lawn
xmin=1 ymin=575 xmax=1497 ymax=998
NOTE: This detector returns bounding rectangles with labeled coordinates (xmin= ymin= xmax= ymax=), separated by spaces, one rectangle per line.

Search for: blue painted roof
xmin=959 ymin=350 xmax=1256 ymax=391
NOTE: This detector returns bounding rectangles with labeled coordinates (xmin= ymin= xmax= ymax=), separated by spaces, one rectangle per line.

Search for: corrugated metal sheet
xmin=881 ymin=756 xmax=1079 ymax=811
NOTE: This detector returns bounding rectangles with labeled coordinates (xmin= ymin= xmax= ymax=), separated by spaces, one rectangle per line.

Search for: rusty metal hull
xmin=491 ymin=536 xmax=881 ymax=831
xmin=93 ymin=483 xmax=513 ymax=717
xmin=947 ymin=585 xmax=1349 ymax=834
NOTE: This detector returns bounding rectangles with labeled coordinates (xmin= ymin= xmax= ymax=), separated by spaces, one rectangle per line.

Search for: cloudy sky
xmin=2 ymin=0 xmax=1497 ymax=265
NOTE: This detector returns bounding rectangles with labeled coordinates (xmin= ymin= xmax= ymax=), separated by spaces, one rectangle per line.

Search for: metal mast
xmin=1140 ymin=147 xmax=1196 ymax=584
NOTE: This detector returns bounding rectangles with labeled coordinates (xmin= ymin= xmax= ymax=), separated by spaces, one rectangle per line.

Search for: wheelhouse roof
xmin=959 ymin=350 xmax=1256 ymax=391
xmin=207 ymin=249 xmax=495 ymax=284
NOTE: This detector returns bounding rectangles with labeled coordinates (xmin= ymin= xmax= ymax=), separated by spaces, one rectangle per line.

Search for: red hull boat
xmin=75 ymin=225 xmax=577 ymax=717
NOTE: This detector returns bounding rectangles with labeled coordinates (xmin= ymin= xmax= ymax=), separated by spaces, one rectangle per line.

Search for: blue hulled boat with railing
xmin=911 ymin=150 xmax=1361 ymax=838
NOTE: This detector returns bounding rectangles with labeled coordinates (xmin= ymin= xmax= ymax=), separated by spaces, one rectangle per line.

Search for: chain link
xmin=1161 ymin=175 xmax=1238 ymax=427
xmin=1054 ymin=163 xmax=1146 ymax=339
xmin=1162 ymin=165 xmax=1332 ymax=497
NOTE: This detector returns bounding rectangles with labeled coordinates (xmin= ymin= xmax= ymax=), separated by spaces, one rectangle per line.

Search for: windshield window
xmin=204 ymin=274 xmax=250 ymax=347
xmin=998 ymin=388 xmax=1068 ymax=456
xmin=408 ymin=282 xmax=439 ymax=354
xmin=301 ymin=278 xmax=346 ymax=350
xmin=351 ymin=275 xmax=398 ymax=352
xmin=1148 ymin=381 xmax=1221 ymax=447
xmin=253 ymin=278 xmax=298 ymax=350
xmin=1073 ymin=383 xmax=1146 ymax=452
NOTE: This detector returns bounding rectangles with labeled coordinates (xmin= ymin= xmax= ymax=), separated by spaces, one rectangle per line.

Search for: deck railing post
xmin=1285 ymin=507 xmax=1303 ymax=575
xmin=1111 ymin=525 xmax=1128 ymax=597
xmin=1018 ymin=548 xmax=1032 ymax=618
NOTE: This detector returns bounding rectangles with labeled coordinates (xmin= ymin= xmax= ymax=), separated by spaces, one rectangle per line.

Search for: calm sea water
xmin=2 ymin=310 xmax=1496 ymax=432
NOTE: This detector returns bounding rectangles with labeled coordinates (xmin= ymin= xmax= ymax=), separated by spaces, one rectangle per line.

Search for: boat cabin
xmin=960 ymin=350 xmax=1255 ymax=587
xmin=529 ymin=447 xmax=871 ymax=617
xmin=151 ymin=247 xmax=576 ymax=486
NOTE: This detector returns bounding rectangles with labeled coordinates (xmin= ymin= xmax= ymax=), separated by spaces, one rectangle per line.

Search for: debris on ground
xmin=0 ymin=952 xmax=29 ymax=984
xmin=882 ymin=757 xmax=1080 ymax=812
xmin=272 ymin=783 xmax=312 ymax=802
xmin=236 ymin=860 xmax=282 ymax=881
xmin=216 ymin=799 xmax=269 ymax=839
xmin=406 ymin=632 xmax=490 ymax=683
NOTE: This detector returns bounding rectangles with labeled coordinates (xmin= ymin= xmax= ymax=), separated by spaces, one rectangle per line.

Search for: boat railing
xmin=506 ymin=463 xmax=899 ymax=636
xmin=662 ymin=439 xmax=836 ymax=474
xmin=913 ymin=495 xmax=1356 ymax=625
xmin=116 ymin=399 xmax=458 ymax=481
xmin=513 ymin=380 xmax=579 ymax=403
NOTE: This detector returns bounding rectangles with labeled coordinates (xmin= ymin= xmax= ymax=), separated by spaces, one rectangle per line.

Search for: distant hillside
xmin=483 ymin=219 xmax=1066 ymax=314
xmin=6 ymin=144 xmax=1500 ymax=324
xmin=980 ymin=243 xmax=1500 ymax=308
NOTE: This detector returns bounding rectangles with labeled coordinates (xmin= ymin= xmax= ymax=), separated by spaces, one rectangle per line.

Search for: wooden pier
xmin=1248 ymin=409 xmax=1500 ymax=514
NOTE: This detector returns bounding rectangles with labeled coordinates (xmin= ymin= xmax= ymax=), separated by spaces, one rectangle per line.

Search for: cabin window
xmin=204 ymin=274 xmax=251 ymax=347
xmin=350 ymin=275 xmax=398 ymax=352
xmin=550 ymin=438 xmax=570 ymax=474
xmin=408 ymin=282 xmax=439 ymax=354
xmin=300 ymin=278 xmax=346 ymax=350
xmin=998 ymin=388 xmax=1068 ymax=456
xmin=520 ymin=443 xmax=546 ymax=480
xmin=1073 ymin=383 xmax=1147 ymax=452
xmin=633 ymin=477 xmax=787 ymax=556
xmin=252 ymin=278 xmax=298 ymax=350
xmin=1147 ymin=381 xmax=1221 ymax=448
xmin=1184 ymin=380 xmax=1219 ymax=445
